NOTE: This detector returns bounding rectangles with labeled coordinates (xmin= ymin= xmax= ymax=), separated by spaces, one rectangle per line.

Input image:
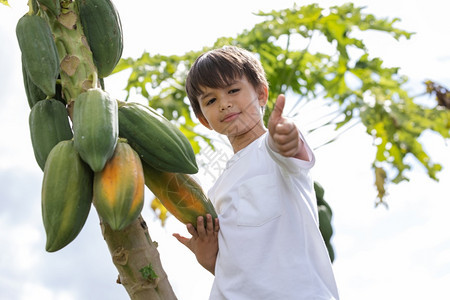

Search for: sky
xmin=1 ymin=1 xmax=449 ymax=300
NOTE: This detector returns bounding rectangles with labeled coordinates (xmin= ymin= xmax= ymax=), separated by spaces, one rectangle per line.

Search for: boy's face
xmin=197 ymin=76 xmax=268 ymax=139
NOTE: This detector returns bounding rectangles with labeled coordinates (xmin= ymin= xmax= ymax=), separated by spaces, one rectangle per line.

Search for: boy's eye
xmin=206 ymin=98 xmax=216 ymax=106
xmin=229 ymin=88 xmax=240 ymax=94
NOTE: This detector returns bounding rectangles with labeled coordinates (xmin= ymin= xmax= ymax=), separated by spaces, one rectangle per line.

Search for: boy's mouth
xmin=221 ymin=112 xmax=240 ymax=122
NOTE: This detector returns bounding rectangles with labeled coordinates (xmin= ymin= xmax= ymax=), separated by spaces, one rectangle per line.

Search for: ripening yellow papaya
xmin=142 ymin=161 xmax=217 ymax=228
xmin=93 ymin=141 xmax=144 ymax=231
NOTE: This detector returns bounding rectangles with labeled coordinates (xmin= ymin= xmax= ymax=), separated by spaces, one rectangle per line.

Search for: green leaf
xmin=139 ymin=264 xmax=158 ymax=281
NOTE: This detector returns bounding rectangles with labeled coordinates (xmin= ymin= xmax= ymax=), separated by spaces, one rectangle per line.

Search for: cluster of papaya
xmin=18 ymin=0 xmax=216 ymax=252
xmin=314 ymin=182 xmax=335 ymax=262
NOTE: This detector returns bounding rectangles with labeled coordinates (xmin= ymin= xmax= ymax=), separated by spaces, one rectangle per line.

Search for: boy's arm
xmin=268 ymin=94 xmax=310 ymax=161
xmin=173 ymin=214 xmax=219 ymax=275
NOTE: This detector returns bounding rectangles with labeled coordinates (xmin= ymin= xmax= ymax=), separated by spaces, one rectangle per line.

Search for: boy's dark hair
xmin=185 ymin=46 xmax=268 ymax=119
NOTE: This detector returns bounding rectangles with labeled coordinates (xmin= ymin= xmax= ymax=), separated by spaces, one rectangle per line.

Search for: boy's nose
xmin=219 ymin=98 xmax=232 ymax=111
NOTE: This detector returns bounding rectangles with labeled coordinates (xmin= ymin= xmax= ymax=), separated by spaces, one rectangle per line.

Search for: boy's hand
xmin=173 ymin=214 xmax=219 ymax=275
xmin=268 ymin=94 xmax=307 ymax=159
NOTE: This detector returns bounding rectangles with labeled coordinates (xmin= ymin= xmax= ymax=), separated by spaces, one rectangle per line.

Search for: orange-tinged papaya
xmin=142 ymin=161 xmax=217 ymax=228
xmin=93 ymin=141 xmax=144 ymax=231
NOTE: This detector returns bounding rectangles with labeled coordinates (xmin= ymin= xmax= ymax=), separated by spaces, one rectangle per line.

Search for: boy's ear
xmin=198 ymin=115 xmax=212 ymax=130
xmin=258 ymin=85 xmax=269 ymax=106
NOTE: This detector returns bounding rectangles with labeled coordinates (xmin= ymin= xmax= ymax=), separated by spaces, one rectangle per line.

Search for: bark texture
xmin=102 ymin=215 xmax=178 ymax=300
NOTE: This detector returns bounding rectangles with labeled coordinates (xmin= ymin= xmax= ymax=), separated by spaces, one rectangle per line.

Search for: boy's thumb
xmin=269 ymin=94 xmax=285 ymax=126
xmin=173 ymin=233 xmax=189 ymax=246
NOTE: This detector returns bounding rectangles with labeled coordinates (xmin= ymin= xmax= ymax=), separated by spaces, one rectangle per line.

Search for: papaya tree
xmin=6 ymin=0 xmax=218 ymax=299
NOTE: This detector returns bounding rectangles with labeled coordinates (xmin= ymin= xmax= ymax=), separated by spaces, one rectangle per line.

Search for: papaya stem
xmin=92 ymin=72 xmax=98 ymax=90
xmin=118 ymin=137 xmax=128 ymax=143
xmin=27 ymin=0 xmax=34 ymax=15
xmin=47 ymin=1 xmax=98 ymax=103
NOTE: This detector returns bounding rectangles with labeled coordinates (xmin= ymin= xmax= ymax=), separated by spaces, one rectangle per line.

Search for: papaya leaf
xmin=374 ymin=166 xmax=388 ymax=208
xmin=111 ymin=57 xmax=134 ymax=74
xmin=178 ymin=123 xmax=201 ymax=154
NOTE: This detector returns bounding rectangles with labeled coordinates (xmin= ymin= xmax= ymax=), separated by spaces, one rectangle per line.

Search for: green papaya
xmin=118 ymin=101 xmax=198 ymax=174
xmin=77 ymin=0 xmax=123 ymax=78
xmin=73 ymin=88 xmax=118 ymax=172
xmin=16 ymin=14 xmax=59 ymax=97
xmin=22 ymin=56 xmax=66 ymax=108
xmin=42 ymin=140 xmax=93 ymax=252
xmin=314 ymin=181 xmax=325 ymax=201
xmin=37 ymin=0 xmax=61 ymax=17
xmin=22 ymin=55 xmax=46 ymax=109
xmin=29 ymin=99 xmax=73 ymax=171
xmin=314 ymin=181 xmax=335 ymax=262
xmin=318 ymin=206 xmax=333 ymax=244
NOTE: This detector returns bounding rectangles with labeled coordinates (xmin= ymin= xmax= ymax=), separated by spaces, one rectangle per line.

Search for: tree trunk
xmin=101 ymin=215 xmax=178 ymax=300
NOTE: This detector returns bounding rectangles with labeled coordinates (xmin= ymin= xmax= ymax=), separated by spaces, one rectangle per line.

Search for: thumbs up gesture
xmin=268 ymin=94 xmax=306 ymax=159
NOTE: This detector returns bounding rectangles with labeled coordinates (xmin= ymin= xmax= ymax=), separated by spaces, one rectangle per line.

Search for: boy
xmin=173 ymin=46 xmax=339 ymax=299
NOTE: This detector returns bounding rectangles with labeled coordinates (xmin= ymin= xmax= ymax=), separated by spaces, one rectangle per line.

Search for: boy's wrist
xmin=293 ymin=138 xmax=308 ymax=160
xmin=198 ymin=255 xmax=216 ymax=275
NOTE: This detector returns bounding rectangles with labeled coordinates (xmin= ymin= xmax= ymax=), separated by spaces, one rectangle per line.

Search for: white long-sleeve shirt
xmin=208 ymin=132 xmax=339 ymax=300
